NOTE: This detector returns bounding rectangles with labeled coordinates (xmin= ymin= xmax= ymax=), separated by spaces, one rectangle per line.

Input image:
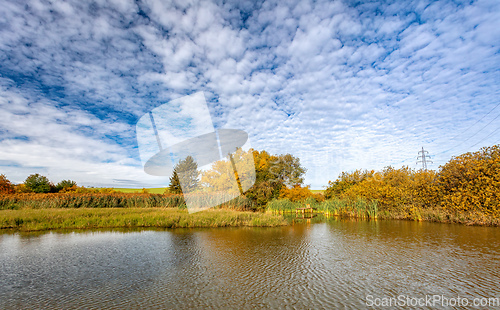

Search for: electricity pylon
xmin=417 ymin=147 xmax=433 ymax=170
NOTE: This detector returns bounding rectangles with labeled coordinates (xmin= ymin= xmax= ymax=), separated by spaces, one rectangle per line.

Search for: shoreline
xmin=269 ymin=210 xmax=500 ymax=227
xmin=2 ymin=206 xmax=498 ymax=233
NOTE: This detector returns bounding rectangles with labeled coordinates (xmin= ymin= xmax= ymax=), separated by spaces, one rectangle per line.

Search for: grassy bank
xmin=0 ymin=208 xmax=287 ymax=231
xmin=374 ymin=208 xmax=500 ymax=226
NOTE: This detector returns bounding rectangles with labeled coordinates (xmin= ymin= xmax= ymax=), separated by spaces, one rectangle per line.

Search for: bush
xmin=14 ymin=184 xmax=31 ymax=193
xmin=324 ymin=144 xmax=500 ymax=219
xmin=437 ymin=145 xmax=500 ymax=217
xmin=324 ymin=169 xmax=375 ymax=199
xmin=0 ymin=174 xmax=15 ymax=194
xmin=279 ymin=185 xmax=315 ymax=202
xmin=56 ymin=180 xmax=77 ymax=192
xmin=24 ymin=174 xmax=51 ymax=193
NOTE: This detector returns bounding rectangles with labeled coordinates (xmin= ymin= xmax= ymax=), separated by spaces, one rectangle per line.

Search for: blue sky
xmin=0 ymin=0 xmax=499 ymax=189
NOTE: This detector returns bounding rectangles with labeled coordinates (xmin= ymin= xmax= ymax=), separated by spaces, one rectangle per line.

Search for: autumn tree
xmin=169 ymin=156 xmax=199 ymax=194
xmin=437 ymin=144 xmax=500 ymax=216
xmin=198 ymin=149 xmax=307 ymax=208
xmin=194 ymin=147 xmax=308 ymax=209
xmin=0 ymin=174 xmax=15 ymax=194
xmin=201 ymin=159 xmax=239 ymax=194
xmin=24 ymin=173 xmax=51 ymax=193
xmin=324 ymin=169 xmax=375 ymax=199
xmin=244 ymin=181 xmax=274 ymax=207
xmin=56 ymin=180 xmax=77 ymax=192
xmin=269 ymin=153 xmax=307 ymax=188
xmin=279 ymin=185 xmax=315 ymax=202
xmin=325 ymin=167 xmax=439 ymax=212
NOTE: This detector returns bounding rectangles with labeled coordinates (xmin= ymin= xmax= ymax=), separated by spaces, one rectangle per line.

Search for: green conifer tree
xmin=168 ymin=156 xmax=199 ymax=194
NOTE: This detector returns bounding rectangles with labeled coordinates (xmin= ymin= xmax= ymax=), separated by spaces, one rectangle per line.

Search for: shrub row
xmin=325 ymin=145 xmax=500 ymax=218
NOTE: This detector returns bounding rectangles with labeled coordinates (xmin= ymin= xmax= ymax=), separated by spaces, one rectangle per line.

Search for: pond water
xmin=1 ymin=218 xmax=499 ymax=309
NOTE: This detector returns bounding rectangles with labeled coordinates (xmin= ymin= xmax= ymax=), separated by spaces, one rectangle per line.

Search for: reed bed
xmin=317 ymin=198 xmax=378 ymax=219
xmin=0 ymin=193 xmax=257 ymax=211
xmin=266 ymin=199 xmax=303 ymax=213
xmin=375 ymin=207 xmax=500 ymax=226
xmin=184 ymin=193 xmax=256 ymax=211
xmin=0 ymin=193 xmax=186 ymax=210
xmin=266 ymin=197 xmax=499 ymax=226
xmin=267 ymin=197 xmax=378 ymax=219
xmin=306 ymin=198 xmax=378 ymax=219
xmin=0 ymin=208 xmax=287 ymax=231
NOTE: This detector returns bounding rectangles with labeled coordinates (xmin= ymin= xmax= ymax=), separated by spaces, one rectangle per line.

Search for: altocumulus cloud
xmin=0 ymin=0 xmax=499 ymax=188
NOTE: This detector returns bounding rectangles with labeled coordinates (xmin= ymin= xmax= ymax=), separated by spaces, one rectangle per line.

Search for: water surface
xmin=1 ymin=218 xmax=499 ymax=309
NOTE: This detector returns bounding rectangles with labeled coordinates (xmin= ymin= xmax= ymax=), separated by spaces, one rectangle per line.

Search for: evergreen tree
xmin=169 ymin=171 xmax=182 ymax=194
xmin=168 ymin=156 xmax=199 ymax=194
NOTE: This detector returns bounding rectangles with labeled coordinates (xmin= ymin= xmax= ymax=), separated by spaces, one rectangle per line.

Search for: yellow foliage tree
xmin=279 ymin=185 xmax=315 ymax=202
xmin=201 ymin=158 xmax=239 ymax=194
xmin=437 ymin=145 xmax=500 ymax=217
xmin=325 ymin=144 xmax=500 ymax=218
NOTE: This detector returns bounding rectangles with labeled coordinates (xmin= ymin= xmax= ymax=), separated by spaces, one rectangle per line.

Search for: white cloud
xmin=0 ymin=82 xmax=165 ymax=187
xmin=0 ymin=0 xmax=499 ymax=189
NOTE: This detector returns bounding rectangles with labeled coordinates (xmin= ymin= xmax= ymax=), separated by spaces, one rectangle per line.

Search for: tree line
xmin=2 ymin=144 xmax=498 ymax=219
xmin=324 ymin=144 xmax=500 ymax=218
xmin=0 ymin=148 xmax=311 ymax=210
xmin=0 ymin=174 xmax=78 ymax=194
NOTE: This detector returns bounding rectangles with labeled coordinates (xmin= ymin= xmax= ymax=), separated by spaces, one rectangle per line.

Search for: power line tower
xmin=417 ymin=147 xmax=433 ymax=170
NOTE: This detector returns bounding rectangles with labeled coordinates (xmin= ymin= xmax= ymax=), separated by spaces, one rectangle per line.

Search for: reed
xmin=184 ymin=193 xmax=256 ymax=211
xmin=318 ymin=198 xmax=345 ymax=216
xmin=315 ymin=198 xmax=378 ymax=219
xmin=0 ymin=193 xmax=188 ymax=210
xmin=266 ymin=199 xmax=303 ymax=213
xmin=0 ymin=193 xmax=257 ymax=211
xmin=365 ymin=200 xmax=378 ymax=219
xmin=0 ymin=208 xmax=287 ymax=231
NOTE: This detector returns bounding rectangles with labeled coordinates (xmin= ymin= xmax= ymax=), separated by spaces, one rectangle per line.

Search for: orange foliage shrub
xmin=14 ymin=184 xmax=32 ymax=193
xmin=279 ymin=185 xmax=315 ymax=202
xmin=0 ymin=174 xmax=15 ymax=194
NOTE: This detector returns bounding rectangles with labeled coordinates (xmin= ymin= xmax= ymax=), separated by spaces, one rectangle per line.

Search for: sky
xmin=0 ymin=0 xmax=499 ymax=189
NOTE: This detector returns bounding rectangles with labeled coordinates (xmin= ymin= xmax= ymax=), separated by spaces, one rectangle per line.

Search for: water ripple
xmin=0 ymin=221 xmax=499 ymax=309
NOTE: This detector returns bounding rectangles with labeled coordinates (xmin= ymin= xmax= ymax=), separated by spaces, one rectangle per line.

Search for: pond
xmin=1 ymin=218 xmax=499 ymax=309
